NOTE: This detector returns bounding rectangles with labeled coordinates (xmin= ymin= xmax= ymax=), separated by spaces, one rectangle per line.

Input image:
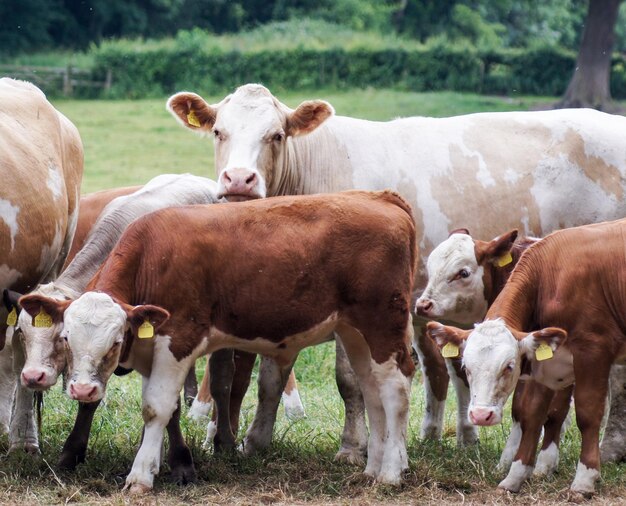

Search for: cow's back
xmin=0 ymin=79 xmax=83 ymax=293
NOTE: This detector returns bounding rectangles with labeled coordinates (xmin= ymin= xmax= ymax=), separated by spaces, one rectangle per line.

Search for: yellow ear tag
xmin=441 ymin=342 xmax=460 ymax=358
xmin=6 ymin=307 xmax=17 ymax=326
xmin=34 ymin=308 xmax=53 ymax=328
xmin=535 ymin=342 xmax=553 ymax=361
xmin=496 ymin=251 xmax=513 ymax=267
xmin=138 ymin=320 xmax=154 ymax=339
xmin=187 ymin=110 xmax=201 ymax=128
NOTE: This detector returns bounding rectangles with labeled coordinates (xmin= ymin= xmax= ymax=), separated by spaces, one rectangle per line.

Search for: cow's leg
xmin=600 ymin=364 xmax=626 ymax=463
xmin=166 ymin=396 xmax=195 ymax=485
xmin=8 ymin=334 xmax=38 ymax=454
xmin=242 ymin=355 xmax=295 ymax=456
xmin=497 ymin=380 xmax=525 ymax=473
xmin=534 ymin=385 xmax=573 ymax=477
xmin=498 ymin=380 xmax=553 ymax=493
xmin=124 ymin=338 xmax=197 ymax=494
xmin=282 ymin=369 xmax=305 ymax=419
xmin=228 ymin=350 xmax=256 ymax=437
xmin=58 ymin=400 xmax=101 ymax=469
xmin=183 ymin=364 xmax=198 ymax=407
xmin=334 ymin=337 xmax=368 ymax=465
xmin=0 ymin=332 xmax=16 ymax=434
xmin=414 ymin=326 xmax=448 ymax=440
xmin=189 ymin=356 xmax=213 ymax=421
xmin=209 ymin=348 xmax=236 ymax=452
xmin=570 ymin=353 xmax=610 ymax=497
xmin=445 ymin=358 xmax=478 ymax=446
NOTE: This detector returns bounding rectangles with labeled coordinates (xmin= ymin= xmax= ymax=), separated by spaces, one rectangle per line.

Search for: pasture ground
xmin=1 ymin=90 xmax=625 ymax=504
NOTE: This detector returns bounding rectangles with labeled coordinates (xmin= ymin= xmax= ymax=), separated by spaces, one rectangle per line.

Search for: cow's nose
xmin=21 ymin=368 xmax=46 ymax=387
xmin=415 ymin=299 xmax=434 ymax=316
xmin=69 ymin=382 xmax=98 ymax=402
xmin=469 ymin=407 xmax=496 ymax=426
xmin=219 ymin=168 xmax=258 ymax=199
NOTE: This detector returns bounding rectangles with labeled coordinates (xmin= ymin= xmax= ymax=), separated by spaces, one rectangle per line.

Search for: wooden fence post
xmin=63 ymin=65 xmax=73 ymax=96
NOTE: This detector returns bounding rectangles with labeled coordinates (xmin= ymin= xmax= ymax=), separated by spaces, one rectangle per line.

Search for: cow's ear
xmin=449 ymin=228 xmax=470 ymax=237
xmin=127 ymin=304 xmax=170 ymax=336
xmin=3 ymin=289 xmax=22 ymax=312
xmin=167 ymin=92 xmax=216 ymax=133
xmin=426 ymin=321 xmax=470 ymax=353
xmin=520 ymin=327 xmax=567 ymax=360
xmin=475 ymin=229 xmax=518 ymax=266
xmin=18 ymin=294 xmax=71 ymax=323
xmin=285 ymin=100 xmax=334 ymax=137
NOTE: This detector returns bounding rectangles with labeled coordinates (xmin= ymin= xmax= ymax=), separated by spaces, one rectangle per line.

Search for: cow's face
xmin=428 ymin=319 xmax=566 ymax=426
xmin=17 ymin=290 xmax=71 ymax=390
xmin=63 ymin=292 xmax=169 ymax=403
xmin=167 ymin=84 xmax=334 ymax=201
xmin=415 ymin=229 xmax=518 ymax=324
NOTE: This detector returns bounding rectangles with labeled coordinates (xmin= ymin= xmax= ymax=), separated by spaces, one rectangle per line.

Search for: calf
xmin=14 ymin=174 xmax=219 ymax=473
xmin=29 ymin=190 xmax=416 ymax=493
xmin=428 ymin=218 xmax=626 ymax=496
xmin=415 ymin=230 xmax=571 ymax=475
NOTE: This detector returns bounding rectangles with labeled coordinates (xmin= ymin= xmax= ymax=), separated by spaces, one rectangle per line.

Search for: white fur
xmin=446 ymin=360 xmax=478 ymax=445
xmin=497 ymin=421 xmax=522 ymax=473
xmin=202 ymin=420 xmax=217 ymax=449
xmin=498 ymin=459 xmax=533 ymax=492
xmin=414 ymin=336 xmax=445 ymax=440
xmin=0 ymin=199 xmax=20 ymax=250
xmin=534 ymin=441 xmax=559 ymax=476
xmin=47 ymin=164 xmax=64 ymax=200
xmin=0 ymin=331 xmax=16 ymax=434
xmin=417 ymin=234 xmax=487 ymax=324
xmin=0 ymin=264 xmax=21 ymax=286
xmin=570 ymin=461 xmax=600 ymax=495
xmin=282 ymin=388 xmax=306 ymax=419
xmin=188 ymin=398 xmax=212 ymax=421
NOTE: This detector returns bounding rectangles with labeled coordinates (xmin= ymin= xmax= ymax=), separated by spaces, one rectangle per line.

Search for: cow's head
xmin=167 ymin=84 xmax=334 ymax=201
xmin=427 ymin=319 xmax=566 ymax=426
xmin=16 ymin=288 xmax=72 ymax=390
xmin=415 ymin=229 xmax=518 ymax=324
xmin=61 ymin=292 xmax=169 ymax=402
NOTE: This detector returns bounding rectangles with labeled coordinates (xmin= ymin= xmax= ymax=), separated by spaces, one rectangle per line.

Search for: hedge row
xmin=89 ymin=45 xmax=626 ymax=99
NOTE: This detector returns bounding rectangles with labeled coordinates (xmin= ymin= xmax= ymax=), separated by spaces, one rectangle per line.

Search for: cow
xmin=166 ymin=83 xmax=626 ymax=459
xmin=0 ymin=78 xmax=83 ymax=442
xmin=25 ymin=190 xmax=417 ymax=493
xmin=427 ymin=218 xmax=626 ymax=497
xmin=12 ymin=174 xmax=219 ymax=474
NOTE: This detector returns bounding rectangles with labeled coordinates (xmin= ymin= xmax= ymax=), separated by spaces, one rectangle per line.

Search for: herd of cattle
xmin=1 ymin=76 xmax=626 ymax=498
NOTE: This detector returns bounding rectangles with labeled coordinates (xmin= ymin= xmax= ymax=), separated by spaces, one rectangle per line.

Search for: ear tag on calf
xmin=138 ymin=319 xmax=154 ymax=339
xmin=34 ymin=308 xmax=53 ymax=328
xmin=187 ymin=110 xmax=201 ymax=128
xmin=535 ymin=342 xmax=553 ymax=361
xmin=6 ymin=307 xmax=17 ymax=326
xmin=441 ymin=342 xmax=460 ymax=358
xmin=496 ymin=251 xmax=513 ymax=267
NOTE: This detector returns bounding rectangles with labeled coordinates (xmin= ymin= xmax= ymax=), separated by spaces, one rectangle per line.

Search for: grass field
xmin=1 ymin=89 xmax=626 ymax=505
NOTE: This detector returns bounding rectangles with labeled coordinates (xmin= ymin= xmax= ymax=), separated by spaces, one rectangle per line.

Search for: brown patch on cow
xmin=563 ymin=129 xmax=624 ymax=200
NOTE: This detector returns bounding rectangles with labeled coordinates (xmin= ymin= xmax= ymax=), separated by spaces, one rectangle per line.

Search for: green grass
xmin=2 ymin=89 xmax=625 ymax=504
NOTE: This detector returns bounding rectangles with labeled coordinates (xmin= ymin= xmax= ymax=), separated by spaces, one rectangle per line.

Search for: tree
xmin=558 ymin=0 xmax=623 ymax=111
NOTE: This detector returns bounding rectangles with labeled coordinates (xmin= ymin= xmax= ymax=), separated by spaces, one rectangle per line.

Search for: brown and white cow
xmin=0 ymin=78 xmax=83 ymax=441
xmin=31 ymin=190 xmax=416 ymax=493
xmin=166 ymin=83 xmax=626 ymax=457
xmin=427 ymin=218 xmax=626 ymax=496
xmin=14 ymin=174 xmax=219 ymax=472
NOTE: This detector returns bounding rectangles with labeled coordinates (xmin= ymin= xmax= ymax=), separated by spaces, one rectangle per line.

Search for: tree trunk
xmin=557 ymin=0 xmax=622 ymax=111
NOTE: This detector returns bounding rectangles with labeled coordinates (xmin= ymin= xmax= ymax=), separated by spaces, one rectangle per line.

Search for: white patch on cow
xmin=47 ymin=164 xmax=64 ymax=200
xmin=188 ymin=398 xmax=212 ymax=421
xmin=445 ymin=360 xmax=478 ymax=445
xmin=282 ymin=389 xmax=306 ymax=419
xmin=0 ymin=264 xmax=22 ymax=287
xmin=202 ymin=420 xmax=217 ymax=448
xmin=417 ymin=234 xmax=487 ymax=325
xmin=0 ymin=199 xmax=20 ymax=250
xmin=534 ymin=441 xmax=559 ymax=476
xmin=520 ymin=208 xmax=531 ymax=236
xmin=64 ymin=292 xmax=127 ymax=399
xmin=463 ymin=319 xmax=521 ymax=423
xmin=37 ymin=221 xmax=64 ymax=275
xmin=570 ymin=461 xmax=600 ymax=494
xmin=414 ymin=336 xmax=445 ymax=440
xmin=0 ymin=336 xmax=16 ymax=434
xmin=497 ymin=421 xmax=522 ymax=473
xmin=503 ymin=167 xmax=521 ymax=185
xmin=498 ymin=459 xmax=533 ymax=492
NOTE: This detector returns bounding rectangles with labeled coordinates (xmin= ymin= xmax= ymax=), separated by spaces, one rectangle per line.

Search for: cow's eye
xmin=272 ymin=132 xmax=284 ymax=142
xmin=459 ymin=269 xmax=470 ymax=278
xmin=504 ymin=362 xmax=515 ymax=373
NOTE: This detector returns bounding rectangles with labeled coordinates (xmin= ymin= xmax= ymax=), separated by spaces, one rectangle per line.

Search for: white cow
xmin=167 ymin=83 xmax=626 ymax=460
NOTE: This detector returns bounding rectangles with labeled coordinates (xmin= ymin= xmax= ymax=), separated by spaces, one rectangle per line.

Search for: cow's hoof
xmin=376 ymin=472 xmax=402 ymax=486
xmin=58 ymin=451 xmax=84 ymax=470
xmin=9 ymin=443 xmax=41 ymax=456
xmin=126 ymin=483 xmax=152 ymax=495
xmin=171 ymin=464 xmax=196 ymax=486
xmin=334 ymin=447 xmax=366 ymax=466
